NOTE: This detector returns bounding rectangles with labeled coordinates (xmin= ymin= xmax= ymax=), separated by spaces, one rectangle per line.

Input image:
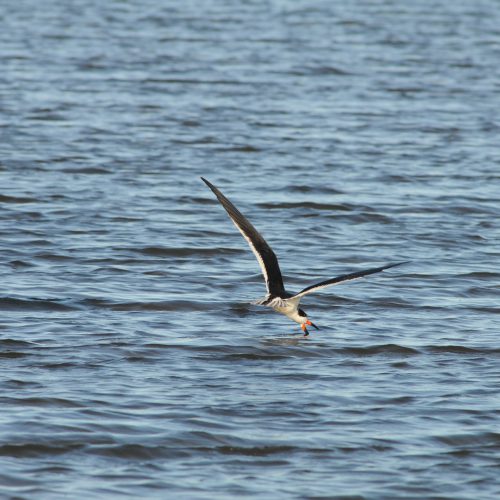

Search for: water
xmin=1 ymin=0 xmax=500 ymax=498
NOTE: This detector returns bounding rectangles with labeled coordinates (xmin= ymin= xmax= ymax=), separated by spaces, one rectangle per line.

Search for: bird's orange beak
xmin=301 ymin=323 xmax=309 ymax=336
xmin=306 ymin=320 xmax=319 ymax=330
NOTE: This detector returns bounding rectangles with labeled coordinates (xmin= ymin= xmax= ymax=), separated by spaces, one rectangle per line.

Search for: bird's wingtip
xmin=201 ymin=177 xmax=215 ymax=190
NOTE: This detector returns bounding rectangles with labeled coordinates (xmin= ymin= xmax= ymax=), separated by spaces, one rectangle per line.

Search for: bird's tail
xmin=251 ymin=295 xmax=289 ymax=308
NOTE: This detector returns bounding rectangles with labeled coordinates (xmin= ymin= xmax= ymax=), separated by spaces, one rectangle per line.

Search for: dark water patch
xmin=180 ymin=119 xmax=202 ymax=127
xmin=384 ymin=86 xmax=426 ymax=95
xmin=10 ymin=210 xmax=43 ymax=220
xmin=228 ymin=302 xmax=252 ymax=316
xmin=82 ymin=298 xmax=213 ymax=312
xmin=194 ymin=343 xmax=420 ymax=361
xmin=9 ymin=259 xmax=35 ymax=268
xmin=215 ymin=144 xmax=262 ymax=153
xmin=0 ymin=351 xmax=30 ymax=359
xmin=130 ymin=246 xmax=243 ymax=257
xmin=107 ymin=216 xmax=144 ymax=223
xmin=34 ymin=252 xmax=74 ymax=262
xmin=0 ymin=442 xmax=84 ymax=458
xmin=309 ymin=496 xmax=366 ymax=500
xmin=0 ymin=339 xmax=35 ymax=347
xmin=3 ymin=379 xmax=43 ymax=389
xmin=444 ymin=204 xmax=499 ymax=216
xmin=148 ymin=342 xmax=326 ymax=360
xmin=374 ymin=396 xmax=415 ymax=405
xmin=426 ymin=345 xmax=500 ymax=355
xmin=257 ymin=201 xmax=357 ymax=211
xmin=41 ymin=362 xmax=80 ymax=369
xmin=27 ymin=465 xmax=73 ymax=474
xmin=144 ymin=77 xmax=250 ymax=86
xmin=28 ymin=112 xmax=66 ymax=121
xmin=1 ymin=397 xmax=83 ymax=408
xmin=390 ymin=361 xmax=413 ymax=369
xmin=465 ymin=286 xmax=497 ymax=297
xmin=171 ymin=136 xmax=218 ymax=145
xmin=0 ymin=194 xmax=38 ymax=203
xmin=288 ymin=185 xmax=344 ymax=194
xmin=215 ymin=445 xmax=295 ymax=456
xmin=0 ymin=297 xmax=77 ymax=312
xmin=12 ymin=238 xmax=53 ymax=247
xmin=435 ymin=432 xmax=500 ymax=449
xmin=92 ymin=444 xmax=187 ymax=460
xmin=338 ymin=344 xmax=420 ymax=357
xmin=48 ymin=156 xmax=89 ymax=164
xmin=222 ymin=352 xmax=291 ymax=361
xmin=60 ymin=167 xmax=111 ymax=174
xmin=92 ymin=265 xmax=130 ymax=274
xmin=179 ymin=195 xmax=221 ymax=205
xmin=307 ymin=65 xmax=351 ymax=76
xmin=468 ymin=306 xmax=500 ymax=315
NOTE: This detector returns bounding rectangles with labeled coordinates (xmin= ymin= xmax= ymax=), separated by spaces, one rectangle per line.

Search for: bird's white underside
xmin=230 ymin=219 xmax=271 ymax=292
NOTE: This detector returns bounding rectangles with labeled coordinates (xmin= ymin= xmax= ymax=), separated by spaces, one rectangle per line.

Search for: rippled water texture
xmin=1 ymin=0 xmax=500 ymax=498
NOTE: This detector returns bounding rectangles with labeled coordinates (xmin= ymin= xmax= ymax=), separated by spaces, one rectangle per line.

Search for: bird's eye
xmin=298 ymin=308 xmax=307 ymax=317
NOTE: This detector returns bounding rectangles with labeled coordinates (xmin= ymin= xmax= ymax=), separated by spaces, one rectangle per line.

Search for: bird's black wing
xmin=202 ymin=178 xmax=285 ymax=296
xmin=291 ymin=262 xmax=407 ymax=299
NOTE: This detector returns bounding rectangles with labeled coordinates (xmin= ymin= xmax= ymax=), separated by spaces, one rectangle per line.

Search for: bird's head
xmin=298 ymin=308 xmax=319 ymax=336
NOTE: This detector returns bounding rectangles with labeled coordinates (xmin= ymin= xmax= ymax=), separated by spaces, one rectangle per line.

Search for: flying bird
xmin=202 ymin=177 xmax=406 ymax=336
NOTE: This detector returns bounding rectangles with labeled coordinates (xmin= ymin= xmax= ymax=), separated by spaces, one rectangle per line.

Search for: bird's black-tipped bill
xmin=305 ymin=319 xmax=319 ymax=330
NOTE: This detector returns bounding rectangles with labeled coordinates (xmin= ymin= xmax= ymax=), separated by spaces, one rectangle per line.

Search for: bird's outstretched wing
xmin=290 ymin=262 xmax=408 ymax=299
xmin=202 ymin=178 xmax=285 ymax=296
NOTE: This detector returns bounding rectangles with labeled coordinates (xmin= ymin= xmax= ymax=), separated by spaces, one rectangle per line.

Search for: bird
xmin=202 ymin=177 xmax=406 ymax=336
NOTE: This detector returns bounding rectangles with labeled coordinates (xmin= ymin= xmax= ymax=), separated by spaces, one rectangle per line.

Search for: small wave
xmin=288 ymin=185 xmax=344 ymax=194
xmin=130 ymin=246 xmax=242 ymax=257
xmin=215 ymin=145 xmax=261 ymax=153
xmin=0 ymin=297 xmax=77 ymax=312
xmin=92 ymin=443 xmax=188 ymax=459
xmin=0 ymin=339 xmax=34 ymax=347
xmin=468 ymin=306 xmax=500 ymax=315
xmin=426 ymin=345 xmax=500 ymax=355
xmin=215 ymin=445 xmax=295 ymax=456
xmin=0 ymin=442 xmax=84 ymax=458
xmin=435 ymin=431 xmax=500 ymax=448
xmin=5 ymin=397 xmax=83 ymax=408
xmin=460 ymin=271 xmax=500 ymax=279
xmin=223 ymin=352 xmax=290 ymax=361
xmin=60 ymin=167 xmax=111 ymax=174
xmin=339 ymin=344 xmax=420 ymax=356
xmin=83 ymin=298 xmax=213 ymax=311
xmin=0 ymin=194 xmax=38 ymax=203
xmin=0 ymin=351 xmax=29 ymax=359
xmin=347 ymin=212 xmax=394 ymax=223
xmin=9 ymin=259 xmax=35 ymax=268
xmin=178 ymin=195 xmax=220 ymax=205
xmin=34 ymin=252 xmax=74 ymax=262
xmin=282 ymin=65 xmax=350 ymax=76
xmin=257 ymin=201 xmax=355 ymax=211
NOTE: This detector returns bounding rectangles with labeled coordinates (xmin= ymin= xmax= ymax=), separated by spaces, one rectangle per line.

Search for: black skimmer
xmin=202 ymin=177 xmax=406 ymax=336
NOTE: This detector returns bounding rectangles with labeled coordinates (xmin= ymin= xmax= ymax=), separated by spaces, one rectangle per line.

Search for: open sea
xmin=1 ymin=1 xmax=499 ymax=498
